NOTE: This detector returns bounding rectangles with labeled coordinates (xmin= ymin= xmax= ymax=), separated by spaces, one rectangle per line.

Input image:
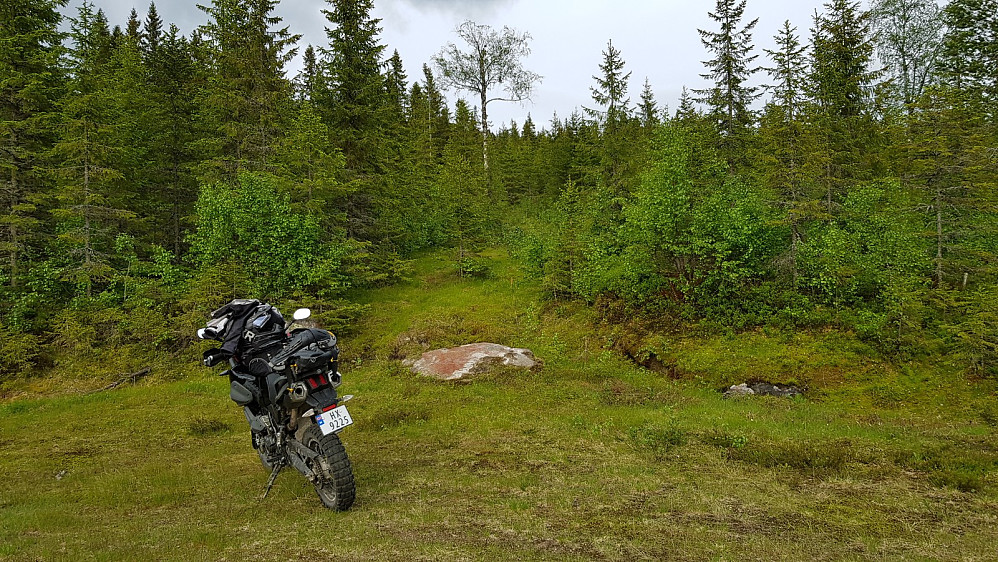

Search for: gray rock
xmin=723 ymin=382 xmax=804 ymax=398
xmin=410 ymin=343 xmax=538 ymax=380
xmin=750 ymin=382 xmax=803 ymax=398
xmin=724 ymin=383 xmax=755 ymax=398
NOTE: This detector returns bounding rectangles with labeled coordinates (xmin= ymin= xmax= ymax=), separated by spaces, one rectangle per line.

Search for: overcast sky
xmin=66 ymin=0 xmax=872 ymax=130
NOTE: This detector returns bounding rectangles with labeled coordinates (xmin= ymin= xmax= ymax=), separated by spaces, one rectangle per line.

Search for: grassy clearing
xmin=2 ymin=248 xmax=997 ymax=560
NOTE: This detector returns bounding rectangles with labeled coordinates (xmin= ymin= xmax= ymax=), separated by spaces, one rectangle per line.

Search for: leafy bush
xmin=188 ymin=173 xmax=351 ymax=299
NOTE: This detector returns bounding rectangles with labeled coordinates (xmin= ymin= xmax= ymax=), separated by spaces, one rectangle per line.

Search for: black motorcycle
xmin=197 ymin=299 xmax=356 ymax=511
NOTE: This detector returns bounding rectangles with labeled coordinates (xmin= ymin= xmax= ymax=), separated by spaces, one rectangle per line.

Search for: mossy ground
xmin=2 ymin=249 xmax=997 ymax=560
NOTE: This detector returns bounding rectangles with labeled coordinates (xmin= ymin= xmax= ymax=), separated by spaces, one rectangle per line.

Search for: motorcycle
xmin=197 ymin=299 xmax=356 ymax=511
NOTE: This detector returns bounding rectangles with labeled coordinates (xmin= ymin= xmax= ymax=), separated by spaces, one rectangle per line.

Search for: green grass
xmin=2 ymin=248 xmax=997 ymax=560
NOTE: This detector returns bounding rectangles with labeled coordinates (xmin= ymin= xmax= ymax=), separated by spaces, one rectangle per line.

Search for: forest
xmin=1 ymin=0 xmax=996 ymax=382
xmin=5 ymin=0 xmax=998 ymax=558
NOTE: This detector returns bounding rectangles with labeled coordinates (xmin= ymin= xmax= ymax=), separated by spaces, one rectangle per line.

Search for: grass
xmin=2 ymin=248 xmax=997 ymax=560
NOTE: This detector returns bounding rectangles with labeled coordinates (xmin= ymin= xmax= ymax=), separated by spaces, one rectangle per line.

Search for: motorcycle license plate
xmin=316 ymin=405 xmax=353 ymax=435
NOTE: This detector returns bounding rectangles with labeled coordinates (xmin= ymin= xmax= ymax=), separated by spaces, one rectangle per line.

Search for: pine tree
xmin=695 ymin=0 xmax=761 ymax=168
xmin=141 ymin=2 xmax=163 ymax=54
xmin=937 ymin=0 xmax=998 ymax=111
xmin=758 ymin=21 xmax=824 ymax=286
xmin=809 ymin=0 xmax=882 ymax=212
xmin=195 ymin=0 xmax=300 ymax=180
xmin=53 ymin=3 xmax=135 ymax=297
xmin=320 ymin=0 xmax=387 ymax=175
xmin=637 ymin=78 xmax=660 ymax=129
xmin=0 ymin=0 xmax=66 ymax=286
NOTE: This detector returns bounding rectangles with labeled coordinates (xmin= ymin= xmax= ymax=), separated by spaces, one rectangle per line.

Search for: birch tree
xmin=433 ymin=21 xmax=540 ymax=172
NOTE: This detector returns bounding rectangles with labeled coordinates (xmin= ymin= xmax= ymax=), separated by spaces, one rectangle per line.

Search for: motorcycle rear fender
xmin=304 ymin=386 xmax=339 ymax=411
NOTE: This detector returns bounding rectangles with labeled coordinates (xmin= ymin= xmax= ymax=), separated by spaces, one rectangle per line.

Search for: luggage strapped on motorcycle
xmin=200 ymin=299 xmax=286 ymax=367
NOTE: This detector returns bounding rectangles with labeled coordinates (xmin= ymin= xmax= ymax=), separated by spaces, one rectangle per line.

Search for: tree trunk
xmin=8 ymin=167 xmax=18 ymax=287
xmin=480 ymin=90 xmax=489 ymax=172
xmin=935 ymin=186 xmax=943 ymax=286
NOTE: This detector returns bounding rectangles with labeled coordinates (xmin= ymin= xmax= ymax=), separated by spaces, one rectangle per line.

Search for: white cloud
xmin=67 ymin=0 xmax=861 ymax=129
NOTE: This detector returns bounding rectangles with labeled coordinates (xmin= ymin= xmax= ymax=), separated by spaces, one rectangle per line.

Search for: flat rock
xmin=724 ymin=383 xmax=756 ymax=398
xmin=723 ymin=382 xmax=804 ymax=398
xmin=410 ymin=343 xmax=537 ymax=380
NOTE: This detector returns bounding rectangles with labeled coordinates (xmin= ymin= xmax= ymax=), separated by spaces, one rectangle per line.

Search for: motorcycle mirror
xmin=197 ymin=328 xmax=206 ymax=339
xmin=293 ymin=308 xmax=312 ymax=321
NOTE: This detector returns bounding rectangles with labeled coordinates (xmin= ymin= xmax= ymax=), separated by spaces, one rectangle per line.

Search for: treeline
xmin=0 ymin=0 xmax=996 ymax=379
xmin=513 ymin=0 xmax=998 ymax=373
xmin=0 ymin=0 xmax=502 ymax=376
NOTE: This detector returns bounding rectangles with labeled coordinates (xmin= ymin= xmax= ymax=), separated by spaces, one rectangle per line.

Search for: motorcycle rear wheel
xmin=301 ymin=425 xmax=355 ymax=511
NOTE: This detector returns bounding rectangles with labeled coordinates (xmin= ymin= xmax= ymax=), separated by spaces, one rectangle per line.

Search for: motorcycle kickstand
xmin=261 ymin=459 xmax=286 ymax=500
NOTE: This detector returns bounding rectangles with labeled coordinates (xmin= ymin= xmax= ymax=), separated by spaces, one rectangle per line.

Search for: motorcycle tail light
xmin=322 ymin=404 xmax=338 ymax=413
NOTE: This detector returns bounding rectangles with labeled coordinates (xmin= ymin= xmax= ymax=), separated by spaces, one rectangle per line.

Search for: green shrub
xmin=702 ymin=430 xmax=749 ymax=450
xmin=628 ymin=424 xmax=688 ymax=459
xmin=727 ymin=439 xmax=853 ymax=473
xmin=929 ymin=469 xmax=986 ymax=493
xmin=0 ymin=329 xmax=42 ymax=379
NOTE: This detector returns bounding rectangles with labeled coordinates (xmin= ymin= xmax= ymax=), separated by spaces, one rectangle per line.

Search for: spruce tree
xmin=320 ymin=0 xmax=390 ymax=241
xmin=587 ymin=41 xmax=642 ymax=199
xmin=695 ymin=0 xmax=761 ymax=168
xmin=439 ymin=99 xmax=490 ymax=267
xmin=320 ymin=0 xmax=387 ymax=175
xmin=144 ymin=24 xmax=199 ymax=254
xmin=196 ymin=0 xmax=299 ymax=180
xmin=937 ymin=0 xmax=998 ymax=112
xmin=384 ymin=50 xmax=408 ymax=123
xmin=53 ymin=3 xmax=134 ymax=297
xmin=904 ymin=86 xmax=996 ymax=288
xmin=295 ymin=45 xmax=323 ymax=102
xmin=125 ymin=8 xmax=142 ymax=43
xmin=811 ymin=0 xmax=879 ymax=119
xmin=637 ymin=78 xmax=660 ymax=129
xmin=275 ymin=100 xmax=346 ymax=223
xmin=141 ymin=2 xmax=163 ymax=54
xmin=586 ymin=39 xmax=631 ymax=131
xmin=0 ymin=0 xmax=66 ymax=286
xmin=675 ymin=87 xmax=697 ymax=122
xmin=758 ymin=21 xmax=823 ymax=286
xmin=808 ymin=0 xmax=882 ymax=212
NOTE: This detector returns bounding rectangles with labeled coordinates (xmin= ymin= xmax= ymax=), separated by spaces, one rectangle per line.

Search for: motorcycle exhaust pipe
xmin=289 ymin=382 xmax=308 ymax=403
